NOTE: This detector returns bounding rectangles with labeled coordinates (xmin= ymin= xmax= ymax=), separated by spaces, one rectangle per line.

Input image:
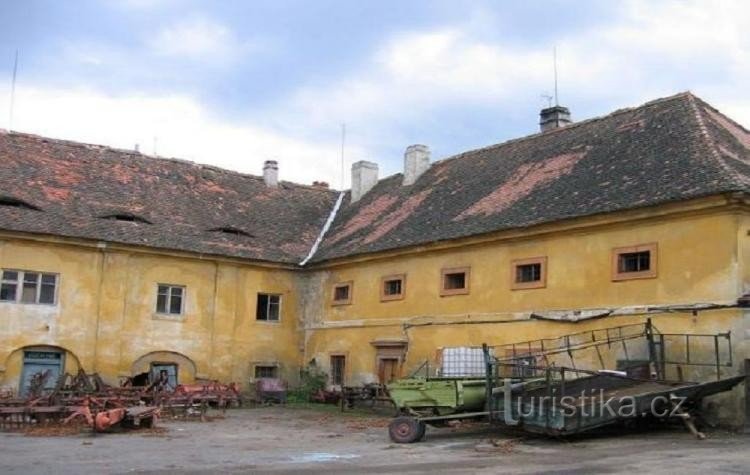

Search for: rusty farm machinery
xmin=0 ymin=369 xmax=242 ymax=432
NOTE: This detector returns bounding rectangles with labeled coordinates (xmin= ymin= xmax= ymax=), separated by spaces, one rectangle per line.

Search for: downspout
xmin=299 ymin=192 xmax=345 ymax=267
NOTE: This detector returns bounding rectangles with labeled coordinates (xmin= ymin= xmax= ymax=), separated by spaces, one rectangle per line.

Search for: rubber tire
xmin=388 ymin=416 xmax=426 ymax=443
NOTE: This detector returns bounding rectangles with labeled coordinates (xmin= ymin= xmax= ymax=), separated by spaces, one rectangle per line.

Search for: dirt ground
xmin=2 ymin=404 xmax=750 ymax=474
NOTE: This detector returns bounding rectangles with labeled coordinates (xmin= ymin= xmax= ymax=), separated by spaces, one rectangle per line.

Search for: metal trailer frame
xmin=387 ymin=320 xmax=742 ymax=443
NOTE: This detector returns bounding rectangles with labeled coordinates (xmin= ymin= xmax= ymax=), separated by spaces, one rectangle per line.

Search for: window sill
xmin=611 ymin=271 xmax=657 ymax=282
xmin=331 ymin=300 xmax=352 ymax=306
xmin=440 ymin=288 xmax=469 ymax=297
xmin=0 ymin=301 xmax=58 ymax=306
xmin=255 ymin=319 xmax=281 ymax=325
xmin=380 ymin=295 xmax=405 ymax=302
xmin=511 ymin=281 xmax=546 ymax=290
xmin=152 ymin=313 xmax=186 ymax=322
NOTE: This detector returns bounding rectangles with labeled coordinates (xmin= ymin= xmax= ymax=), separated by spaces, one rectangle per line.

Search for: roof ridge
xmin=686 ymin=93 xmax=746 ymax=189
xmin=433 ymin=91 xmax=694 ymax=167
xmin=0 ymin=128 xmax=338 ymax=195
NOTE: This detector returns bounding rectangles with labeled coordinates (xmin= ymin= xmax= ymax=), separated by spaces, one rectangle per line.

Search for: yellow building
xmin=1 ymin=92 xmax=749 ymax=422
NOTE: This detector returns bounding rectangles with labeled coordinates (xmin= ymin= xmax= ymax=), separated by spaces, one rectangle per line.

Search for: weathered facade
xmin=1 ymin=92 xmax=750 ymax=423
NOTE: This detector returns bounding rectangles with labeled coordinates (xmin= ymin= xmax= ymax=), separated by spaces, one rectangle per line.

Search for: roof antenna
xmin=340 ymin=123 xmax=346 ymax=190
xmin=153 ymin=136 xmax=158 ymax=156
xmin=8 ymin=49 xmax=18 ymax=131
xmin=553 ymin=46 xmax=559 ymax=107
xmin=541 ymin=93 xmax=553 ymax=108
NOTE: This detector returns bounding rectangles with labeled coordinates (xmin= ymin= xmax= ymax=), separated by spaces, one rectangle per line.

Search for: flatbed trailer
xmin=387 ymin=320 xmax=744 ymax=443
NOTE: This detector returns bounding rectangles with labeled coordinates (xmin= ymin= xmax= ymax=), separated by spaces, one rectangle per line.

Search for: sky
xmin=0 ymin=0 xmax=749 ymax=189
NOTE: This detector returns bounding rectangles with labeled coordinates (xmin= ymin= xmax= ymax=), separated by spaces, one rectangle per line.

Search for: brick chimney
xmin=403 ymin=144 xmax=430 ymax=186
xmin=539 ymin=105 xmax=572 ymax=132
xmin=351 ymin=160 xmax=378 ymax=202
xmin=263 ymin=160 xmax=278 ymax=187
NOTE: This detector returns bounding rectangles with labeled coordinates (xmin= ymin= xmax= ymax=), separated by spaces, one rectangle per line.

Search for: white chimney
xmin=351 ymin=160 xmax=378 ymax=202
xmin=539 ymin=105 xmax=572 ymax=132
xmin=263 ymin=160 xmax=278 ymax=187
xmin=403 ymin=144 xmax=430 ymax=186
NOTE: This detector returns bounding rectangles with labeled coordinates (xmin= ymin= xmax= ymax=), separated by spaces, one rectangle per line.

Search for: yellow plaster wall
xmin=0 ymin=239 xmax=301 ymax=394
xmin=304 ymin=212 xmax=745 ymax=387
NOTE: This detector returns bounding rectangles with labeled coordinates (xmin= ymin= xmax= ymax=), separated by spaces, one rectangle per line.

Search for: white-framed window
xmin=0 ymin=270 xmax=58 ymax=305
xmin=156 ymin=284 xmax=185 ymax=315
xmin=256 ymin=293 xmax=281 ymax=321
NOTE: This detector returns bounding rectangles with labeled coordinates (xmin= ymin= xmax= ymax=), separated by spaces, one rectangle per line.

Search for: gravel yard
xmin=3 ymin=404 xmax=750 ymax=474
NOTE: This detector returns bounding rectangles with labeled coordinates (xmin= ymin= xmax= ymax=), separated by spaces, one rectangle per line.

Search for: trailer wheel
xmin=388 ymin=416 xmax=426 ymax=443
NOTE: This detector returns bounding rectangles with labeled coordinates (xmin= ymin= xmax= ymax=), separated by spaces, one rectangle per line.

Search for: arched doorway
xmin=5 ymin=345 xmax=82 ymax=397
xmin=131 ymin=351 xmax=197 ymax=387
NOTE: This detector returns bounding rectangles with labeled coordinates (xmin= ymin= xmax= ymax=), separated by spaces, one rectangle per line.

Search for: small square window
xmin=156 ymin=284 xmax=185 ymax=315
xmin=256 ymin=293 xmax=281 ymax=321
xmin=440 ymin=267 xmax=470 ymax=296
xmin=612 ymin=243 xmax=657 ymax=281
xmin=511 ymin=257 xmax=547 ymax=290
xmin=254 ymin=365 xmax=278 ymax=379
xmin=332 ymin=282 xmax=352 ymax=305
xmin=381 ymin=274 xmax=405 ymax=301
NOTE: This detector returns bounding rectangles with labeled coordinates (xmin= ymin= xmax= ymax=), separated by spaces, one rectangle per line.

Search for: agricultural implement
xmin=0 ymin=369 xmax=241 ymax=432
xmin=387 ymin=320 xmax=745 ymax=442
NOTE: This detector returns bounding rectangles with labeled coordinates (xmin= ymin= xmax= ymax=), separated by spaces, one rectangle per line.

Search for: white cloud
xmin=4 ymin=0 xmax=750 ymax=192
xmin=279 ymin=0 xmax=750 ymax=156
xmin=150 ymin=16 xmax=249 ymax=63
xmin=1 ymin=86 xmax=354 ymax=187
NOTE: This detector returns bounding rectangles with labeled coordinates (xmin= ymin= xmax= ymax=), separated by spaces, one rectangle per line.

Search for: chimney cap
xmin=539 ymin=105 xmax=572 ymax=132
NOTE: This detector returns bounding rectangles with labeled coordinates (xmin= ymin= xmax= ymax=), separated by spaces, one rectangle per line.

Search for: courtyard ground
xmin=2 ymin=404 xmax=750 ymax=474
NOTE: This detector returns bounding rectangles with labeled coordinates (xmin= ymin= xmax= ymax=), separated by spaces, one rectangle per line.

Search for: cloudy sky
xmin=0 ymin=0 xmax=748 ymax=188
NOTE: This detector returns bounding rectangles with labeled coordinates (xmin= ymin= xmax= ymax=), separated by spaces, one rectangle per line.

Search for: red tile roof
xmin=1 ymin=92 xmax=748 ymax=265
xmin=0 ymin=132 xmax=338 ymax=264
xmin=313 ymin=92 xmax=750 ymax=261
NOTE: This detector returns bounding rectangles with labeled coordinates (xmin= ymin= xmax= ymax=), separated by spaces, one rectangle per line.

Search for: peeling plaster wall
xmin=303 ymin=209 xmax=748 ymax=424
xmin=0 ymin=239 xmax=301 ymax=393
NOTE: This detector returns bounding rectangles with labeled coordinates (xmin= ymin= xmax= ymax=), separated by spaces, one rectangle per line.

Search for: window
xmin=332 ymin=282 xmax=352 ymax=305
xmin=208 ymin=227 xmax=253 ymax=238
xmin=440 ymin=267 xmax=470 ymax=296
xmin=612 ymin=243 xmax=657 ymax=281
xmin=254 ymin=365 xmax=278 ymax=379
xmin=330 ymin=355 xmax=346 ymax=386
xmin=0 ymin=196 xmax=41 ymax=211
xmin=156 ymin=284 xmax=184 ymax=315
xmin=0 ymin=270 xmax=57 ymax=304
xmin=380 ymin=274 xmax=405 ymax=301
xmin=256 ymin=294 xmax=281 ymax=321
xmin=99 ymin=213 xmax=152 ymax=224
xmin=511 ymin=257 xmax=547 ymax=290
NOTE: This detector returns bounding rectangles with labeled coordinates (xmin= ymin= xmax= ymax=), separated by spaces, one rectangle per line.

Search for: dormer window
xmin=100 ymin=213 xmax=152 ymax=224
xmin=0 ymin=196 xmax=41 ymax=211
xmin=207 ymin=227 xmax=253 ymax=238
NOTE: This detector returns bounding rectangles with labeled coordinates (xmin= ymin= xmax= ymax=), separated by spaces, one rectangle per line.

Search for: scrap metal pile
xmin=0 ymin=369 xmax=242 ymax=433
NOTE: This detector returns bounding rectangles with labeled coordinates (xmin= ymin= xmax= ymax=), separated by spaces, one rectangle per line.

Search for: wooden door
xmin=378 ymin=358 xmax=400 ymax=384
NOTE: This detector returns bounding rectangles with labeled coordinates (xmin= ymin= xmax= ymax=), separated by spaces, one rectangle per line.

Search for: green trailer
xmin=386 ymin=376 xmax=541 ymax=443
xmin=386 ymin=377 xmax=491 ymax=443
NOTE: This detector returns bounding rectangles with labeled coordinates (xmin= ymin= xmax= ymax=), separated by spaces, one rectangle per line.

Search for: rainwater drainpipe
xmin=299 ymin=192 xmax=345 ymax=266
